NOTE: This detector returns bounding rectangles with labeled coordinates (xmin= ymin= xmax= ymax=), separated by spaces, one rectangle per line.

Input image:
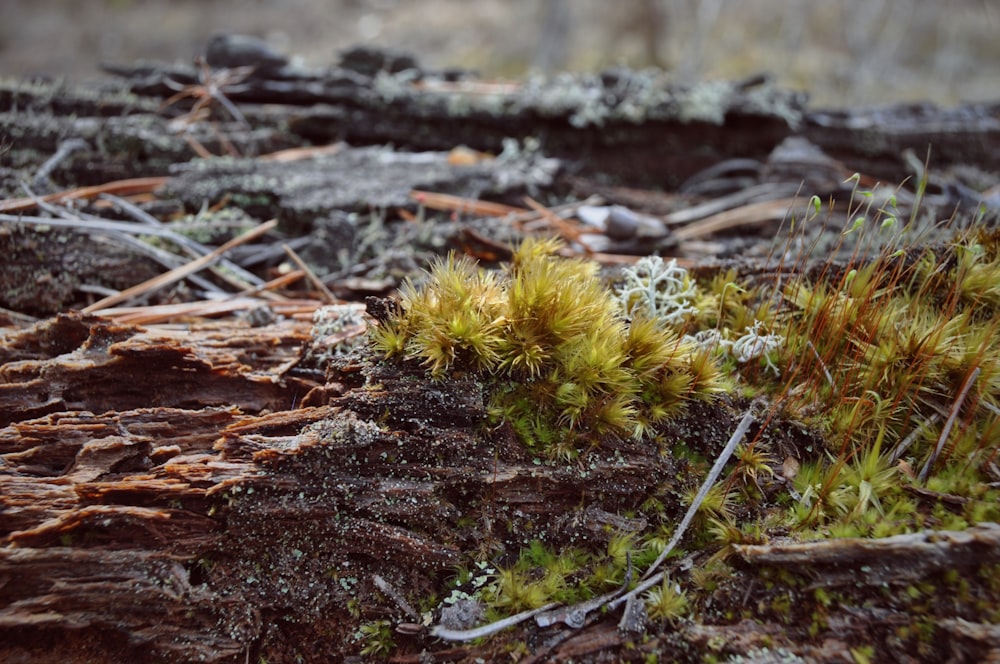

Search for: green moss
xmin=644 ymin=576 xmax=690 ymax=621
xmin=364 ymin=189 xmax=1000 ymax=643
xmin=371 ymin=238 xmax=725 ymax=457
xmin=355 ymin=619 xmax=394 ymax=658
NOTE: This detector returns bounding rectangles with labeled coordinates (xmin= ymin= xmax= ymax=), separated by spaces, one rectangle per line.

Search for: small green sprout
xmin=356 ymin=620 xmax=394 ymax=657
xmin=644 ymin=576 xmax=689 ymax=621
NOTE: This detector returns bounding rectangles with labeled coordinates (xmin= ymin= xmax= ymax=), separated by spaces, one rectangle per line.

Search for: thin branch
xmin=430 ymin=603 xmax=558 ymax=642
xmin=99 ymin=193 xmax=264 ymax=288
xmin=31 ymin=138 xmax=90 ymax=192
xmin=372 ymin=574 xmax=420 ymax=622
xmin=510 ymin=408 xmax=757 ymax=629
xmin=535 ymin=552 xmax=632 ymax=629
xmin=641 ymin=408 xmax=756 ymax=580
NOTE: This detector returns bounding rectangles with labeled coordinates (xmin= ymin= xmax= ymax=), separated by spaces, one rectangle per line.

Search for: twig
xmin=522 ymin=196 xmax=586 ymax=248
xmin=733 ymin=522 xmax=1000 ymax=579
xmin=599 ymin=409 xmax=757 ymax=616
xmin=372 ymin=574 xmax=420 ymax=622
xmin=230 ymin=270 xmax=305 ymax=299
xmin=3 ymin=209 xmax=267 ymax=295
xmin=82 ymin=219 xmax=277 ymax=313
xmin=641 ymin=408 xmax=756 ymax=580
xmin=90 ymin=297 xmax=282 ymax=324
xmin=89 ymin=296 xmax=321 ymax=324
xmin=99 ymin=192 xmax=263 ymax=288
xmin=429 ymin=603 xmax=558 ymax=642
xmin=0 ymin=212 xmax=234 ymax=246
xmin=664 ymin=183 xmax=801 ymax=226
xmin=19 ymin=182 xmax=105 ymax=222
xmin=672 ymin=198 xmax=803 ymax=241
xmin=512 ymin=409 xmax=756 ymax=630
xmin=97 ymin=231 xmax=227 ymax=297
xmin=535 ymin=553 xmax=632 ymax=629
xmin=14 ymin=187 xmax=229 ymax=297
xmin=31 ymin=138 xmax=90 ymax=192
xmin=410 ymin=190 xmax=526 ymax=217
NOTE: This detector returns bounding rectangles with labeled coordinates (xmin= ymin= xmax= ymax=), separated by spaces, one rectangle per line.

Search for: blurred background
xmin=2 ymin=0 xmax=998 ymax=107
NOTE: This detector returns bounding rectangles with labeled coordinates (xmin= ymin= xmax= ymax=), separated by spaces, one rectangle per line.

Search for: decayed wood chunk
xmin=0 ymin=312 xmax=694 ymax=660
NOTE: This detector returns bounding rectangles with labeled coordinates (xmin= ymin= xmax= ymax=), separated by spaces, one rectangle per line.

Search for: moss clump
xmin=722 ymin=210 xmax=1000 ymax=536
xmin=370 ymin=238 xmax=726 ymax=457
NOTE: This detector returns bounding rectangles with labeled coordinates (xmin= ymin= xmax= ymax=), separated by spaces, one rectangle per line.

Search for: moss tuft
xmin=371 ymin=238 xmax=724 ymax=457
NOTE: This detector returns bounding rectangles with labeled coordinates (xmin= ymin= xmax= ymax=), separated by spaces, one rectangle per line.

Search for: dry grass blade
xmin=81 ymin=219 xmax=278 ymax=313
xmin=282 ymin=243 xmax=338 ymax=304
xmin=92 ymin=298 xmax=283 ymax=325
xmin=232 ymin=270 xmax=306 ymax=299
xmin=98 ymin=192 xmax=263 ymax=289
xmin=89 ymin=271 xmax=310 ymax=324
xmin=0 ymin=177 xmax=168 ymax=213
xmin=672 ymin=198 xmax=803 ymax=241
xmin=410 ymin=190 xmax=526 ymax=217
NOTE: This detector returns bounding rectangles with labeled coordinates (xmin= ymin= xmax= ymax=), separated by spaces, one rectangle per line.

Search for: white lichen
xmin=615 ymin=255 xmax=699 ymax=325
xmin=689 ymin=320 xmax=784 ymax=376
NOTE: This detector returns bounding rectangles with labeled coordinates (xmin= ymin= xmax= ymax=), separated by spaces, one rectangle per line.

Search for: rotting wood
xmin=0 ymin=313 xmax=315 ymax=424
xmin=5 ymin=305 xmax=999 ymax=660
xmin=0 ymin=310 xmax=710 ymax=661
xmin=733 ymin=522 xmax=1000 ymax=585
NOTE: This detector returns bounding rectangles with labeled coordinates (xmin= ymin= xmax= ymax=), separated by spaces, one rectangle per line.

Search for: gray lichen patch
xmin=161 ymin=143 xmax=561 ymax=229
xmin=373 ymin=67 xmax=807 ymax=129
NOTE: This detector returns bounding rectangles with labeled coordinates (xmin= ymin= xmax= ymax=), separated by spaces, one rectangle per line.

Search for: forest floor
xmin=2 ymin=20 xmax=1000 ymax=663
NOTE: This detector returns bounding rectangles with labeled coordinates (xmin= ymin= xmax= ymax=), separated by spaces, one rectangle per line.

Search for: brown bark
xmin=0 ymin=312 xmax=696 ymax=661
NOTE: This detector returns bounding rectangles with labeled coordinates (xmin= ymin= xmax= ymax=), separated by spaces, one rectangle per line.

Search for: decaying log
xmin=158 ymin=142 xmax=561 ymax=231
xmin=4 ymin=43 xmax=1000 ymax=662
xmin=0 ymin=311 xmax=707 ymax=661
xmin=0 ymin=313 xmax=312 ymax=426
xmin=0 ymin=223 xmax=164 ymax=317
xmin=8 ymin=312 xmax=995 ymax=662
xmin=5 ymin=48 xmax=999 ymax=200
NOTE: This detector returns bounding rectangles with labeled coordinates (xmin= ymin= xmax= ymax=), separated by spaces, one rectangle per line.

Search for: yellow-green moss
xmin=370 ymin=238 xmax=726 ymax=457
